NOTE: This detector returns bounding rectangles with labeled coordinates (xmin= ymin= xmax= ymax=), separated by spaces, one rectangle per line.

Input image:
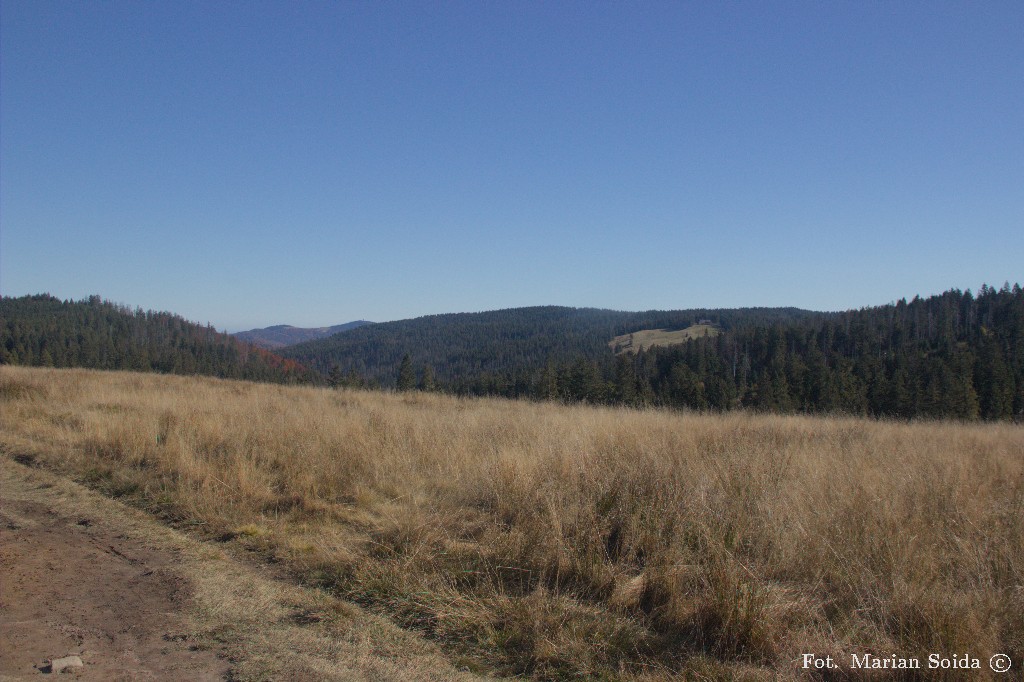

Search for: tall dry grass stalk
xmin=2 ymin=366 xmax=1022 ymax=679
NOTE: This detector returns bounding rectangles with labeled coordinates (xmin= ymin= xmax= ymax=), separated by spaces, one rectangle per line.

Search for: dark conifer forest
xmin=0 ymin=294 xmax=315 ymax=384
xmin=4 ymin=285 xmax=1022 ymax=420
xmin=286 ymin=285 xmax=1024 ymax=421
xmin=608 ymin=284 xmax=1023 ymax=420
xmin=282 ymin=305 xmax=817 ymax=386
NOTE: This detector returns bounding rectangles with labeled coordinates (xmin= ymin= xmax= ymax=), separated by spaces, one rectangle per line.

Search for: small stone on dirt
xmin=46 ymin=655 xmax=84 ymax=673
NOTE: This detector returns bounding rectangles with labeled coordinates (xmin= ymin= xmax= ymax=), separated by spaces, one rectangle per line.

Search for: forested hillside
xmin=281 ymin=305 xmax=817 ymax=385
xmin=446 ymin=285 xmax=1023 ymax=421
xmin=0 ymin=295 xmax=316 ymax=384
xmin=607 ymin=284 xmax=1024 ymax=420
xmin=287 ymin=286 xmax=1023 ymax=421
xmin=5 ymin=285 xmax=1021 ymax=421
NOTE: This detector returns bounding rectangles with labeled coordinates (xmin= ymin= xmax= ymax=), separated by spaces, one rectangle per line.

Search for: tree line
xmin=5 ymin=286 xmax=1022 ymax=421
xmin=285 ymin=304 xmax=818 ymax=384
xmin=0 ymin=294 xmax=316 ymax=384
xmin=366 ymin=285 xmax=1023 ymax=421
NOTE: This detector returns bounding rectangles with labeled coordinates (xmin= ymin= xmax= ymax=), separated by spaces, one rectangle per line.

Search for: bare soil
xmin=0 ymin=477 xmax=228 ymax=680
xmin=0 ymin=459 xmax=481 ymax=681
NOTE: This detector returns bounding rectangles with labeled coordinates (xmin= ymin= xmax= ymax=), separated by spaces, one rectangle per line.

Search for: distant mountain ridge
xmin=278 ymin=287 xmax=1024 ymax=422
xmin=279 ymin=305 xmax=817 ymax=386
xmin=234 ymin=321 xmax=373 ymax=349
xmin=5 ymin=287 xmax=1021 ymax=421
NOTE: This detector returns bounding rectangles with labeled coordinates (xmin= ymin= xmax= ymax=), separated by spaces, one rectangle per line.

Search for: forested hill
xmin=0 ymin=294 xmax=316 ymax=384
xmin=285 ymin=286 xmax=1024 ymax=422
xmin=5 ymin=287 xmax=1020 ymax=421
xmin=280 ymin=305 xmax=819 ymax=385
xmin=612 ymin=284 xmax=1024 ymax=421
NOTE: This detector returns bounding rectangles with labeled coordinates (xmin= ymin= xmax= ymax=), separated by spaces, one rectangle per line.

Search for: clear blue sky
xmin=2 ymin=1 xmax=1021 ymax=331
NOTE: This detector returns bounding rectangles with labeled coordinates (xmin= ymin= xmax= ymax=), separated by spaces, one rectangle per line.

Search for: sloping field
xmin=1 ymin=366 xmax=1022 ymax=679
xmin=610 ymin=324 xmax=721 ymax=353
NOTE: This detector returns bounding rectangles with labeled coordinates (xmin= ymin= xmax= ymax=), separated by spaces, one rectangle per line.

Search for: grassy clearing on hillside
xmin=1 ymin=366 xmax=1022 ymax=680
xmin=609 ymin=324 xmax=721 ymax=354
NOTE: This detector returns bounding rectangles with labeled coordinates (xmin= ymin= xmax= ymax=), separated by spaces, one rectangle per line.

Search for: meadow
xmin=608 ymin=323 xmax=721 ymax=354
xmin=1 ymin=365 xmax=1021 ymax=679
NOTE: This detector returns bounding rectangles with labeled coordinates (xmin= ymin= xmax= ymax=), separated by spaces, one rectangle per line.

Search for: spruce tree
xmin=328 ymin=363 xmax=345 ymax=388
xmin=419 ymin=364 xmax=436 ymax=392
xmin=397 ymin=354 xmax=415 ymax=391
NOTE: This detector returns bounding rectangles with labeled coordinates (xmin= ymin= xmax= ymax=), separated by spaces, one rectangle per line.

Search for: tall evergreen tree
xmin=328 ymin=363 xmax=345 ymax=388
xmin=419 ymin=364 xmax=436 ymax=392
xmin=397 ymin=354 xmax=416 ymax=391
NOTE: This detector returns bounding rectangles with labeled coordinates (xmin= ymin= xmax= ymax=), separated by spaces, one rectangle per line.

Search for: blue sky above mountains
xmin=2 ymin=1 xmax=1021 ymax=330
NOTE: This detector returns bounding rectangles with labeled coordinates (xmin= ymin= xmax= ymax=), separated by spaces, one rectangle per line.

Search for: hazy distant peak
xmin=234 ymin=321 xmax=373 ymax=350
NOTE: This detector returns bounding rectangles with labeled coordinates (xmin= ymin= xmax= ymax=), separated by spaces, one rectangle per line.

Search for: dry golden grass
xmin=2 ymin=365 xmax=1022 ymax=679
xmin=609 ymin=324 xmax=721 ymax=354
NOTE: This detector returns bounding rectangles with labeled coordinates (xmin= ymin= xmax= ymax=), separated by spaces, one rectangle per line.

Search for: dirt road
xmin=0 ymin=467 xmax=228 ymax=679
xmin=0 ymin=460 xmax=479 ymax=681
